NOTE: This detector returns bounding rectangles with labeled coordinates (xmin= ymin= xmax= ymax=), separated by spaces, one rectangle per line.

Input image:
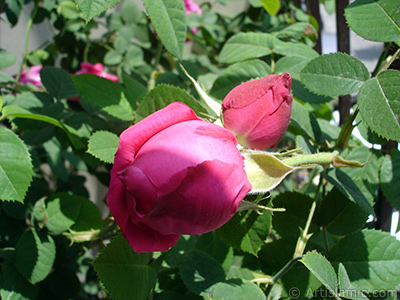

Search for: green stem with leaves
xmin=293 ymin=176 xmax=323 ymax=258
xmin=335 ymin=108 xmax=359 ymax=150
xmin=377 ymin=47 xmax=400 ymax=76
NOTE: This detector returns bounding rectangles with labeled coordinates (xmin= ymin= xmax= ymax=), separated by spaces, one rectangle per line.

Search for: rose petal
xmin=123 ymin=219 xmax=180 ymax=253
xmin=112 ymin=103 xmax=202 ymax=173
xmin=118 ymin=165 xmax=158 ymax=216
xmin=133 ymin=120 xmax=241 ymax=184
xmin=142 ymin=159 xmax=251 ymax=235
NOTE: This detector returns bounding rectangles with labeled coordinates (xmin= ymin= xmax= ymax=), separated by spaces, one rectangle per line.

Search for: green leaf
xmin=0 ymin=264 xmax=38 ymax=300
xmin=135 ymin=84 xmax=208 ymax=122
xmin=143 ymin=0 xmax=187 ymax=59
xmin=0 ymin=70 xmax=16 ymax=83
xmin=258 ymin=239 xmax=321 ymax=297
xmin=292 ymin=79 xmax=333 ymax=103
xmin=47 ymin=267 xmax=81 ymax=300
xmin=380 ymin=149 xmax=400 ymax=211
xmin=59 ymin=1 xmax=81 ymax=19
xmin=330 ymin=229 xmax=400 ymax=292
xmin=207 ymin=280 xmax=267 ymax=300
xmin=210 ymin=59 xmax=271 ymax=100
xmin=73 ymin=73 xmax=134 ymax=121
xmin=27 ymin=49 xmax=50 ymax=66
xmin=249 ymin=0 xmax=263 ymax=7
xmin=290 ymin=100 xmax=322 ymax=143
xmin=219 ymin=32 xmax=280 ymax=64
xmin=180 ymin=250 xmax=226 ymax=295
xmin=318 ymin=188 xmax=369 ymax=236
xmin=104 ymin=50 xmax=123 ymax=65
xmin=45 ymin=193 xmax=81 ymax=235
xmin=122 ymin=74 xmax=147 ymax=111
xmin=71 ymin=196 xmax=103 ymax=231
xmin=40 ymin=66 xmax=80 ymax=100
xmin=2 ymin=105 xmax=83 ymax=148
xmin=0 ymin=49 xmax=17 ymax=68
xmin=341 ymin=146 xmax=383 ymax=190
xmin=357 ymin=70 xmax=400 ymax=142
xmin=355 ymin=112 xmax=388 ymax=145
xmin=15 ymin=228 xmax=56 ymax=284
xmin=274 ymin=56 xmax=309 ymax=80
xmin=195 ymin=232 xmax=233 ymax=268
xmin=74 ymin=0 xmax=120 ymax=22
xmin=124 ymin=45 xmax=144 ymax=68
xmin=243 ymin=152 xmax=294 ymax=194
xmin=259 ymin=0 xmax=280 ymax=16
xmin=217 ymin=198 xmax=272 ymax=255
xmin=301 ymin=252 xmax=340 ymax=299
xmin=274 ymin=42 xmax=319 ymax=60
xmin=345 ymin=0 xmax=400 ymax=42
xmin=300 ymin=53 xmax=370 ymax=97
xmin=32 ymin=198 xmax=47 ymax=228
xmin=8 ymin=92 xmax=63 ymax=131
xmin=323 ymin=168 xmax=374 ymax=215
xmin=87 ymin=131 xmax=119 ymax=164
xmin=121 ymin=0 xmax=141 ymax=24
xmin=93 ymin=233 xmax=156 ymax=300
xmin=338 ymin=263 xmax=369 ymax=300
xmin=273 ymin=22 xmax=310 ymax=40
xmin=295 ymin=135 xmax=316 ymax=154
xmin=0 ymin=127 xmax=33 ymax=202
xmin=272 ymin=192 xmax=319 ymax=240
xmin=317 ymin=118 xmax=342 ymax=142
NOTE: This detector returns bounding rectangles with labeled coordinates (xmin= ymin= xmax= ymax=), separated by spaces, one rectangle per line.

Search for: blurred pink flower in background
xmin=184 ymin=0 xmax=202 ymax=15
xmin=74 ymin=62 xmax=118 ymax=82
xmin=184 ymin=0 xmax=202 ymax=37
xmin=18 ymin=65 xmax=43 ymax=88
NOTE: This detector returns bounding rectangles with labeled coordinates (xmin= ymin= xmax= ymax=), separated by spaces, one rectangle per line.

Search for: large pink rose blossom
xmin=74 ymin=62 xmax=118 ymax=82
xmin=222 ymin=73 xmax=293 ymax=150
xmin=18 ymin=65 xmax=43 ymax=88
xmin=107 ymin=102 xmax=251 ymax=253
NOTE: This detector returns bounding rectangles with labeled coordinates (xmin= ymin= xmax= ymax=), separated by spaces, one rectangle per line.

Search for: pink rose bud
xmin=17 ymin=65 xmax=43 ymax=88
xmin=107 ymin=102 xmax=251 ymax=253
xmin=222 ymin=73 xmax=293 ymax=150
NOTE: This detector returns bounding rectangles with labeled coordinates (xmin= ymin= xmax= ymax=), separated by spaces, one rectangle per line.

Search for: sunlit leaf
xmin=345 ymin=0 xmax=400 ymax=42
xmin=0 ymin=127 xmax=33 ymax=202
xmin=300 ymin=53 xmax=369 ymax=97
xmin=358 ymin=70 xmax=400 ymax=142
xmin=143 ymin=0 xmax=186 ymax=59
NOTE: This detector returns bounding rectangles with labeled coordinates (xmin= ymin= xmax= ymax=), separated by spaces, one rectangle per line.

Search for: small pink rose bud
xmin=222 ymin=73 xmax=293 ymax=150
